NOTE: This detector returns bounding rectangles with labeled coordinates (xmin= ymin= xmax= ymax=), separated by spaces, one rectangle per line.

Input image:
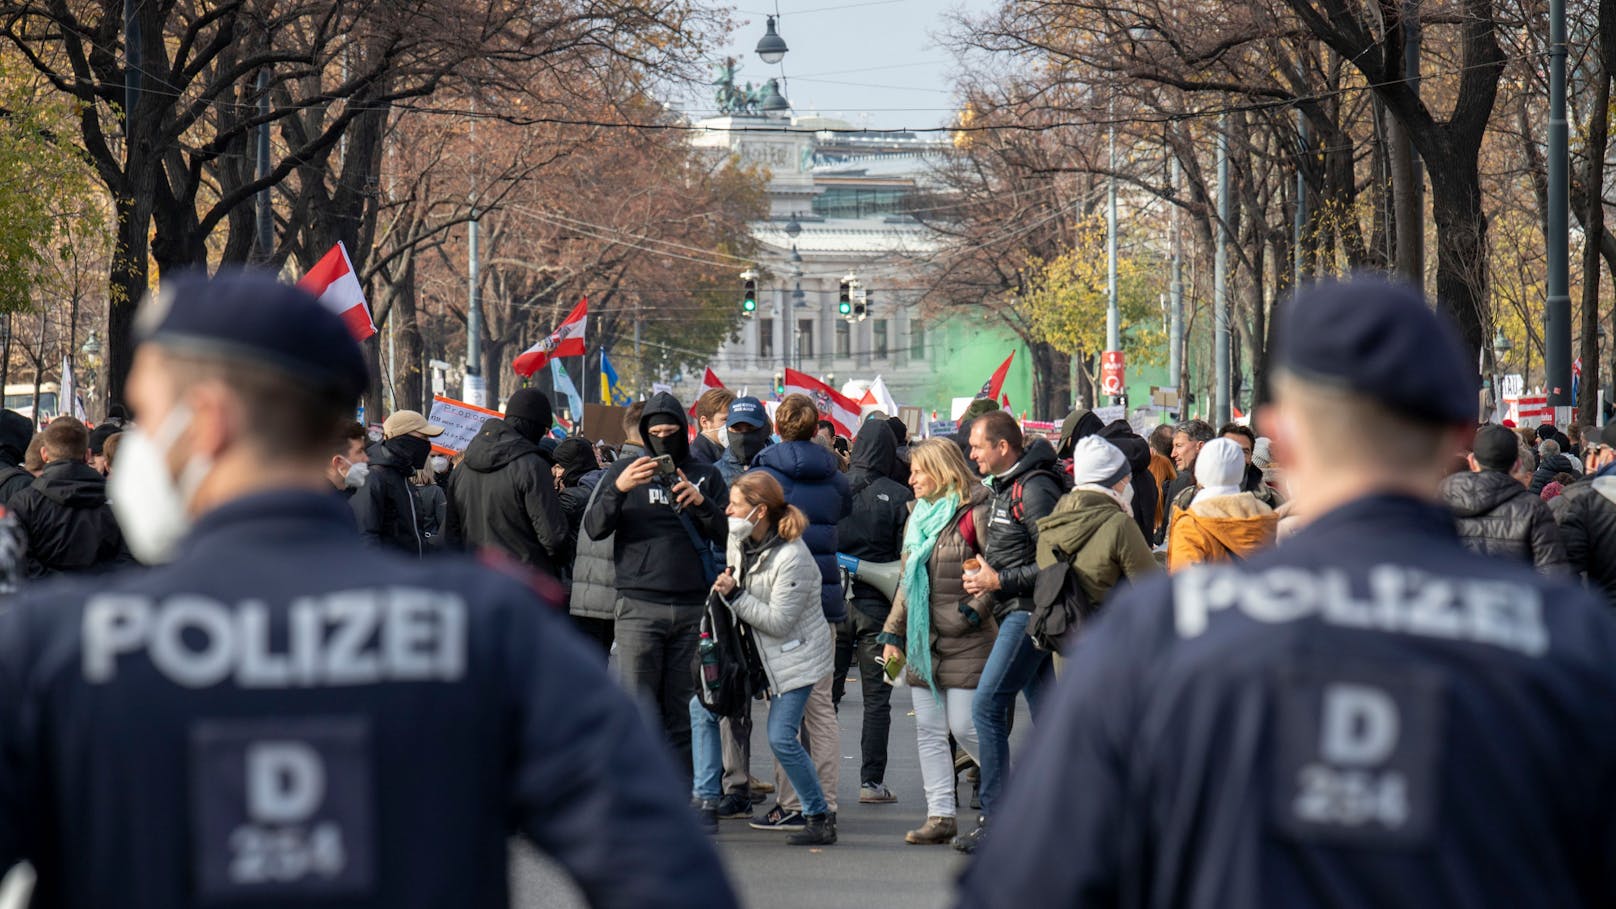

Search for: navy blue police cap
xmin=135 ymin=269 xmax=369 ymax=402
xmin=1274 ymin=275 xmax=1475 ymax=425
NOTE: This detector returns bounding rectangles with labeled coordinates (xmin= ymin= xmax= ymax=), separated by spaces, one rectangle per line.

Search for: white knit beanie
xmin=1193 ymin=437 xmax=1246 ymax=502
xmin=1069 ymin=436 xmax=1129 ymax=488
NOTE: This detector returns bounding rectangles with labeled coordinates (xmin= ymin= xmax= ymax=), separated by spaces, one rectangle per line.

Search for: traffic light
xmin=742 ymin=277 xmax=757 ymax=315
xmin=838 ymin=280 xmax=852 ymax=317
xmin=854 ymin=289 xmax=869 ymax=321
xmin=773 ymin=372 xmax=785 ymax=395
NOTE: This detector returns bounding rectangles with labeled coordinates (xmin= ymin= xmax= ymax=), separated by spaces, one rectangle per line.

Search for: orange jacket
xmin=1166 ymin=492 xmax=1279 ymax=572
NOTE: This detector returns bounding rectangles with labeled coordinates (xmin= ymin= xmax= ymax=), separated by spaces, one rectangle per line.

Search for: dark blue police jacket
xmin=959 ymin=495 xmax=1616 ymax=909
xmin=0 ymin=491 xmax=737 ymax=909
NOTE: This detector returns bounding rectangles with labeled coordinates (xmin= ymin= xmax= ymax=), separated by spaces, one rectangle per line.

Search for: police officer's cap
xmin=1275 ymin=276 xmax=1474 ymax=425
xmin=136 ymin=269 xmax=368 ymax=402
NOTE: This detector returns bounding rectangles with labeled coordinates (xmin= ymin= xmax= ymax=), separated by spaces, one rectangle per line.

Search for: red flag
xmin=513 ymin=299 xmax=588 ymax=377
xmin=688 ymin=367 xmax=726 ymax=437
xmin=978 ymin=351 xmax=1015 ymax=401
xmin=783 ymin=368 xmax=861 ymax=437
xmin=1000 ymin=392 xmax=1011 ymax=409
xmin=297 ymin=242 xmax=377 ymax=341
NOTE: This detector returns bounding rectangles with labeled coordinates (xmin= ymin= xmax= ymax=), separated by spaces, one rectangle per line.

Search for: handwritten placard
xmin=427 ymin=395 xmax=503 ymax=455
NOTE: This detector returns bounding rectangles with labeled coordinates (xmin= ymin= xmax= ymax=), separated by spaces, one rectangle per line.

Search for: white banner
xmin=426 ymin=395 xmax=503 ymax=454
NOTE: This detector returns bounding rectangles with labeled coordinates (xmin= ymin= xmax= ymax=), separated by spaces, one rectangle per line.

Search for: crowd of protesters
xmin=6 ymin=276 xmax=1616 ymax=909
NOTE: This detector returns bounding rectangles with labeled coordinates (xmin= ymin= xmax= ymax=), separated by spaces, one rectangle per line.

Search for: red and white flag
xmin=977 ymin=351 xmax=1015 ymax=401
xmin=784 ymin=368 xmax=861 ymax=437
xmin=298 ymin=242 xmax=377 ymax=341
xmin=513 ymin=298 xmax=588 ymax=377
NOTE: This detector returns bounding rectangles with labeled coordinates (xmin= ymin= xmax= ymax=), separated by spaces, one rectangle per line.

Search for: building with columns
xmin=690 ymin=113 xmax=950 ymax=406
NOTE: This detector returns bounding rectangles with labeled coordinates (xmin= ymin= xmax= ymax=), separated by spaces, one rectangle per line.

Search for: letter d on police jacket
xmin=1321 ymin=684 xmax=1398 ymax=766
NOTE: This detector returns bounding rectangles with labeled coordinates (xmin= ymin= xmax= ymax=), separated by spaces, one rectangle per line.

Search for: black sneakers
xmin=787 ymin=813 xmax=837 ymax=846
xmin=952 ymin=816 xmax=988 ymax=853
xmin=693 ymin=798 xmax=719 ymax=835
xmin=716 ymin=792 xmax=753 ymax=819
xmin=749 ymin=804 xmax=806 ymax=831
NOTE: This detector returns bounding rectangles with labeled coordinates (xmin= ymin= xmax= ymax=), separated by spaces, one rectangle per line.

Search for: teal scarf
xmin=900 ymin=492 xmax=960 ymax=697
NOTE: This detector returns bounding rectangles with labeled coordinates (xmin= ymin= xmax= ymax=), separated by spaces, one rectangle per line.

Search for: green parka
xmin=1034 ymin=488 xmax=1160 ymax=607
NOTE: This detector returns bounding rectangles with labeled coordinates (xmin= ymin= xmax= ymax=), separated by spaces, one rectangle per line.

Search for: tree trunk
xmin=1582 ymin=11 xmax=1614 ymax=422
xmin=1427 ymin=159 xmax=1489 ymax=374
xmin=395 ymin=257 xmax=426 ymax=412
xmin=107 ymin=188 xmax=155 ymax=409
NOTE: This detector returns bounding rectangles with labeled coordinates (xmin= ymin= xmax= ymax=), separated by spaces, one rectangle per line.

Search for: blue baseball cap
xmin=1274 ymin=276 xmax=1475 ymax=425
xmin=726 ymin=396 xmax=769 ymax=430
xmin=136 ymin=269 xmax=369 ymax=402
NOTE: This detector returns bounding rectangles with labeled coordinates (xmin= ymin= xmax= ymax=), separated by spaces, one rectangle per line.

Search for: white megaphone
xmin=837 ymin=553 xmax=902 ymax=603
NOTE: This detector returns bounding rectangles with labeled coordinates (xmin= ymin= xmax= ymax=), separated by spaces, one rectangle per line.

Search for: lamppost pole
xmin=1546 ymin=0 xmax=1572 ymax=420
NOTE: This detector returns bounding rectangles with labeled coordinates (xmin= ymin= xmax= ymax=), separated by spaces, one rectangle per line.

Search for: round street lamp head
xmin=1492 ymin=330 xmax=1513 ymax=356
xmin=81 ymin=331 xmax=101 ymax=358
xmin=756 ymin=15 xmax=788 ymax=64
xmin=785 ymin=214 xmax=802 ymax=238
xmin=759 ymin=78 xmax=790 ymax=113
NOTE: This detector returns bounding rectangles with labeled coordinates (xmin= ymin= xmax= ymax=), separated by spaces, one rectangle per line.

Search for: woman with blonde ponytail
xmin=689 ymin=471 xmax=837 ymax=846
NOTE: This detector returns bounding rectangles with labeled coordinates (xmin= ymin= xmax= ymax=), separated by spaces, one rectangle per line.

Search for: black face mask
xmin=645 ymin=427 xmax=689 ymax=464
xmin=392 ymin=435 xmax=432 ymax=471
xmin=728 ymin=428 xmax=770 ymax=467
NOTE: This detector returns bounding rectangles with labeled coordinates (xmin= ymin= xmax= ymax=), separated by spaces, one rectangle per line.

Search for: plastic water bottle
xmin=698 ymin=632 xmax=720 ymax=695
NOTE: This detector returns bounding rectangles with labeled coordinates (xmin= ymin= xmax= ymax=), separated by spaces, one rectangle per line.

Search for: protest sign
xmin=427 ymin=396 xmax=502 ymax=455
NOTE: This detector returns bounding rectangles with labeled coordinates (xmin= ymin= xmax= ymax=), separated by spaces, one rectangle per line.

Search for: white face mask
xmin=344 ymin=460 xmax=371 ymax=489
xmin=728 ymin=506 xmax=762 ymax=541
xmin=108 ymin=405 xmax=212 ymax=565
xmin=429 ymin=455 xmax=449 ymax=474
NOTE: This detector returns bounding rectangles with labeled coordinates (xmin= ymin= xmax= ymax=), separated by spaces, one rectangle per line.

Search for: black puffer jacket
xmin=444 ymin=418 xmax=569 ymax=576
xmin=1550 ymin=468 xmax=1616 ymax=606
xmin=1440 ymin=469 xmax=1570 ymax=575
xmin=837 ymin=420 xmax=912 ymax=613
xmin=984 ymin=439 xmax=1067 ymax=619
xmin=1530 ymin=452 xmax=1578 ymax=494
xmin=9 ymin=460 xmax=131 ymax=577
xmin=351 ymin=439 xmax=425 ymax=556
xmin=584 ymin=394 xmax=727 ymax=605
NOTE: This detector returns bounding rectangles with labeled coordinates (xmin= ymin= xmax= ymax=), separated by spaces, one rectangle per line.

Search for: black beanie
xmin=505 ymin=388 xmax=553 ymax=430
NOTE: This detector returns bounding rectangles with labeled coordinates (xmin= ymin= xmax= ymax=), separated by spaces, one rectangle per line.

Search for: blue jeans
xmin=767 ymin=685 xmax=827 ymax=817
xmin=972 ymin=610 xmax=1053 ymax=816
xmin=690 ymin=697 xmax=725 ymax=801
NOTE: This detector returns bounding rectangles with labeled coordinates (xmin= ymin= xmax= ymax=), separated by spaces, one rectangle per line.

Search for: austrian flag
xmin=514 ymin=299 xmax=588 ymax=377
xmin=298 ymin=242 xmax=377 ymax=341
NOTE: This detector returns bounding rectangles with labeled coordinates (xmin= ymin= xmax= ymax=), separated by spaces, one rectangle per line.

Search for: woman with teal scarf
xmin=877 ymin=439 xmax=998 ymax=845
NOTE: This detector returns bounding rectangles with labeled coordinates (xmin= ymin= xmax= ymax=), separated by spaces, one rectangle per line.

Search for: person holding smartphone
xmin=585 ymin=393 xmax=728 ymax=779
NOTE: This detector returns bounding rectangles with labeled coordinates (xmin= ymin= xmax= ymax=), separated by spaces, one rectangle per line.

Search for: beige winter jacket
xmin=723 ymin=533 xmax=833 ymax=695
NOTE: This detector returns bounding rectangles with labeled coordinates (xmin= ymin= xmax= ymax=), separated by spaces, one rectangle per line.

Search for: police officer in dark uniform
xmin=957 ymin=276 xmax=1616 ymax=908
xmin=0 ymin=271 xmax=737 ymax=908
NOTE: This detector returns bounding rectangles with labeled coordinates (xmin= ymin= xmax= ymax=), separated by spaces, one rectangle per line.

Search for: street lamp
xmin=1493 ymin=330 xmax=1513 ymax=361
xmin=785 ymin=214 xmax=802 ymax=238
xmin=759 ymin=78 xmax=789 ymax=113
xmin=81 ymin=332 xmax=101 ymax=359
xmin=755 ymin=15 xmax=788 ymax=64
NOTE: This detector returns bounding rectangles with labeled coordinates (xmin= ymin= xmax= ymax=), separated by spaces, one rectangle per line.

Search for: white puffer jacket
xmin=723 ymin=533 xmax=833 ymax=695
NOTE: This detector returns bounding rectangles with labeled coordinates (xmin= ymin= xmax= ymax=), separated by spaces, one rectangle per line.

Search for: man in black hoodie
xmin=444 ymin=389 xmax=569 ymax=576
xmin=585 ymin=392 xmax=727 ymax=775
xmin=8 ymin=416 xmax=130 ymax=577
xmin=0 ymin=409 xmax=35 ymax=505
xmin=353 ymin=409 xmax=444 ymax=557
xmin=833 ymin=418 xmax=912 ymax=804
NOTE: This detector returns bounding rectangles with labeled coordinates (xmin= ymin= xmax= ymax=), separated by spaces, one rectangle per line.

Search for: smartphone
xmin=651 ymin=454 xmax=678 ymax=478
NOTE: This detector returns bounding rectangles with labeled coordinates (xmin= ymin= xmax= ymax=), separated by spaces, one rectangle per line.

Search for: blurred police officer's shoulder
xmin=0 ymin=270 xmax=737 ymax=909
xmin=958 ymin=275 xmax=1616 ymax=909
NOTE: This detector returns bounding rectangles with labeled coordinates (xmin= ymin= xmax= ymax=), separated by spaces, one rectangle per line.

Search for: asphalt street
xmin=510 ymin=670 xmax=1032 ymax=909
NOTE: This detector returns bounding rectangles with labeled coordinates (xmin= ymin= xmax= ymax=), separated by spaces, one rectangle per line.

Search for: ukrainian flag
xmin=600 ymin=350 xmax=631 ymax=406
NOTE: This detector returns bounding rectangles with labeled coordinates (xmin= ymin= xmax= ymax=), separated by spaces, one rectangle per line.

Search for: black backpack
xmin=693 ymin=591 xmax=764 ymax=719
xmin=1029 ymin=552 xmax=1098 ymax=653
